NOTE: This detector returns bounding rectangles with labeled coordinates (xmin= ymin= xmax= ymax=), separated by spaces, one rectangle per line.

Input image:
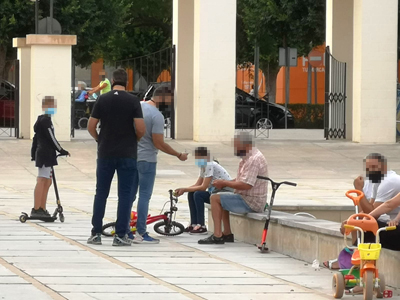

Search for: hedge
xmin=287 ymin=104 xmax=324 ymax=129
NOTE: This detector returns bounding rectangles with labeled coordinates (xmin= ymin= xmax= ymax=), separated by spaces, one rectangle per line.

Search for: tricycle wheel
xmin=154 ymin=221 xmax=184 ymax=236
xmin=375 ymin=273 xmax=385 ymax=298
xmin=101 ymin=222 xmax=116 ymax=237
xmin=19 ymin=214 xmax=27 ymax=223
xmin=332 ymin=273 xmax=345 ymax=299
xmin=363 ymin=270 xmax=374 ymax=300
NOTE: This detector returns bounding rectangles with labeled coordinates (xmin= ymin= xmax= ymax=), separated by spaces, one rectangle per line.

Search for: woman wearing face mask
xmin=175 ymin=147 xmax=232 ymax=234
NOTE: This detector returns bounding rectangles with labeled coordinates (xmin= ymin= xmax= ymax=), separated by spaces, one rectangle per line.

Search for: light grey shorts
xmin=38 ymin=166 xmax=52 ymax=179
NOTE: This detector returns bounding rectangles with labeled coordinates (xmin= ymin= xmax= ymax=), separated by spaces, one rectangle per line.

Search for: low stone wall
xmin=272 ymin=205 xmax=355 ymax=223
xmin=206 ymin=205 xmax=400 ymax=289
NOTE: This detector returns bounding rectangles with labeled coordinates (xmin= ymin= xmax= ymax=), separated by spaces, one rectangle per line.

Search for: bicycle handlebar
xmin=257 ymin=176 xmax=297 ymax=187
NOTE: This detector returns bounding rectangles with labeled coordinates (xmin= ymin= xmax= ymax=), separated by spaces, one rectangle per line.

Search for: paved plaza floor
xmin=1 ymin=130 xmax=400 ymax=299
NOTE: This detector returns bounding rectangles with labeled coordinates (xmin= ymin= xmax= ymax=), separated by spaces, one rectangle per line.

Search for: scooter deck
xmin=20 ymin=212 xmax=56 ymax=223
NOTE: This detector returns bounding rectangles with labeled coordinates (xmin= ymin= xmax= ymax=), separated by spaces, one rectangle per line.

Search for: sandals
xmin=345 ymin=287 xmax=363 ymax=295
xmin=322 ymin=259 xmax=340 ymax=270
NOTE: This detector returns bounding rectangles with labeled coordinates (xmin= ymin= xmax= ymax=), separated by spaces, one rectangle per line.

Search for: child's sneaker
xmin=87 ymin=233 xmax=102 ymax=245
xmin=132 ymin=232 xmax=160 ymax=244
xmin=39 ymin=208 xmax=51 ymax=217
xmin=190 ymin=225 xmax=208 ymax=235
xmin=112 ymin=234 xmax=132 ymax=246
xmin=30 ymin=208 xmax=43 ymax=217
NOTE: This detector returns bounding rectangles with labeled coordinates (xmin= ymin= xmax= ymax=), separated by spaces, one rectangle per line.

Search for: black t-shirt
xmin=91 ymin=90 xmax=143 ymax=159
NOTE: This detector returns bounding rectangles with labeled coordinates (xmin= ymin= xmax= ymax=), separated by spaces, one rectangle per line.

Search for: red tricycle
xmin=101 ymin=190 xmax=185 ymax=237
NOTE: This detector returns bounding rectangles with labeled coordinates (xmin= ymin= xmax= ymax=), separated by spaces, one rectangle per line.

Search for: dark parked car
xmin=235 ymin=88 xmax=295 ymax=129
xmin=138 ymin=83 xmax=295 ymax=129
xmin=0 ymin=80 xmax=16 ymax=127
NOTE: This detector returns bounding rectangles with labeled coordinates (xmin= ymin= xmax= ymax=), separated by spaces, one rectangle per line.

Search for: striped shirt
xmin=235 ymin=148 xmax=268 ymax=212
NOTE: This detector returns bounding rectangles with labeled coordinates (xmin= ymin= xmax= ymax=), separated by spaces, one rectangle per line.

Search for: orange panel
xmin=276 ymin=45 xmax=325 ymax=104
xmin=236 ymin=65 xmax=267 ymax=98
xmin=91 ymin=59 xmax=103 ymax=88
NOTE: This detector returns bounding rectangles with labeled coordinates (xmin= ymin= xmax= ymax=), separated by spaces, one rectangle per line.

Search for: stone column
xmin=13 ymin=38 xmax=31 ymax=139
xmin=27 ymin=35 xmax=76 ymax=141
xmin=326 ymin=0 xmax=354 ymax=140
xmin=192 ymin=0 xmax=236 ymax=142
xmin=173 ymin=0 xmax=195 ymax=140
xmin=352 ymin=0 xmax=398 ymax=143
xmin=172 ymin=0 xmax=236 ymax=142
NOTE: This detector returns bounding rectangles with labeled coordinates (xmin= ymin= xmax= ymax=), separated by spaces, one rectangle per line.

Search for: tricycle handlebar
xmin=257 ymin=176 xmax=297 ymax=187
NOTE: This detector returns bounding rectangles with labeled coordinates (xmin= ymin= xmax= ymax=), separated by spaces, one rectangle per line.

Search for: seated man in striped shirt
xmin=198 ymin=132 xmax=268 ymax=244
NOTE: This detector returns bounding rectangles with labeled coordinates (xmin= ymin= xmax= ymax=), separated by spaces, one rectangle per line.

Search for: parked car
xmin=235 ymin=88 xmax=295 ymax=129
xmin=139 ymin=83 xmax=295 ymax=129
xmin=0 ymin=80 xmax=16 ymax=127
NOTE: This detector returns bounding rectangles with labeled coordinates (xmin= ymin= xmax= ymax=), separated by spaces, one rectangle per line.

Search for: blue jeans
xmin=188 ymin=191 xmax=210 ymax=226
xmin=91 ymin=158 xmax=138 ymax=238
xmin=134 ymin=161 xmax=157 ymax=235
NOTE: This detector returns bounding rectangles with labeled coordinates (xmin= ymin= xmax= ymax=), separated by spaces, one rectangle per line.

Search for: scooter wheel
xmin=260 ymin=243 xmax=269 ymax=253
xmin=19 ymin=214 xmax=27 ymax=223
xmin=59 ymin=214 xmax=65 ymax=223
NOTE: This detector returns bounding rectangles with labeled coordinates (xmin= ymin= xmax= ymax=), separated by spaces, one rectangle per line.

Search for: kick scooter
xmin=256 ymin=176 xmax=297 ymax=252
xmin=19 ymin=155 xmax=66 ymax=223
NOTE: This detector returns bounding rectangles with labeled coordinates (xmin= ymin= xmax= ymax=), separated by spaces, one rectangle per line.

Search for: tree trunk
xmin=0 ymin=45 xmax=7 ymax=81
xmin=262 ymin=65 xmax=280 ymax=103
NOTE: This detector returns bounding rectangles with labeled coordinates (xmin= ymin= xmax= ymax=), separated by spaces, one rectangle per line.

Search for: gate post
xmin=170 ymin=45 xmax=176 ymax=139
xmin=324 ymin=47 xmax=330 ymax=140
xmin=14 ymin=60 xmax=20 ymax=138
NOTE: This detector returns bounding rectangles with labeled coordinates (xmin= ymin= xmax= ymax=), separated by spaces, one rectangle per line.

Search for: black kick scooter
xmin=20 ymin=155 xmax=66 ymax=223
xmin=256 ymin=176 xmax=297 ymax=252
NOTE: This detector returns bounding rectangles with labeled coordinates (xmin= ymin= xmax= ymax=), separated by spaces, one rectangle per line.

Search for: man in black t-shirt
xmin=87 ymin=68 xmax=145 ymax=246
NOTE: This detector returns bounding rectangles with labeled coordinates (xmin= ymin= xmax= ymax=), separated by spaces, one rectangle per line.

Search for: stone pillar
xmin=13 ymin=38 xmax=31 ymax=139
xmin=27 ymin=35 xmax=76 ymax=141
xmin=192 ymin=0 xmax=236 ymax=141
xmin=172 ymin=0 xmax=236 ymax=142
xmin=352 ymin=0 xmax=398 ymax=143
xmin=173 ymin=0 xmax=195 ymax=140
xmin=326 ymin=0 xmax=354 ymax=140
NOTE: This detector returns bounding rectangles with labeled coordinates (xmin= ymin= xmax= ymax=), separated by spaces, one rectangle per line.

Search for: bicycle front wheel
xmin=154 ymin=221 xmax=184 ymax=236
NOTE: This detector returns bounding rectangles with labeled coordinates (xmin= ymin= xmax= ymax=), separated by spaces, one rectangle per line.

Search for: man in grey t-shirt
xmin=132 ymin=86 xmax=188 ymax=244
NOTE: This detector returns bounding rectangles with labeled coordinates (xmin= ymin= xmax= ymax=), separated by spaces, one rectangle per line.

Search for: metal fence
xmin=115 ymin=46 xmax=176 ymax=139
xmin=0 ymin=60 xmax=20 ymax=137
xmin=236 ymin=46 xmax=272 ymax=138
xmin=324 ymin=46 xmax=346 ymax=139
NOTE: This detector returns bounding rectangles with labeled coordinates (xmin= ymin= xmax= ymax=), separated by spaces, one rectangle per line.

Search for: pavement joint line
xmin=0 ymin=256 xmax=67 ymax=300
xmin=159 ymin=237 xmax=333 ymax=300
xmin=23 ymin=221 xmax=205 ymax=300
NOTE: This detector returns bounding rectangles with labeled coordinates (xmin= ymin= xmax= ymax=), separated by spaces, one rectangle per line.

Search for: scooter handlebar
xmin=257 ymin=176 xmax=297 ymax=187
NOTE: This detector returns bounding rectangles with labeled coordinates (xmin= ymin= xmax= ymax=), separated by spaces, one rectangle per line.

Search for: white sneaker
xmin=131 ymin=233 xmax=143 ymax=244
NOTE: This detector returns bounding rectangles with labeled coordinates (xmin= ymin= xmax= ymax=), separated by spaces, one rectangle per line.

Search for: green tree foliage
xmin=39 ymin=0 xmax=121 ymax=67
xmin=237 ymin=0 xmax=325 ymax=101
xmin=102 ymin=0 xmax=173 ymax=63
xmin=0 ymin=0 xmax=122 ymax=78
xmin=0 ymin=0 xmax=34 ymax=78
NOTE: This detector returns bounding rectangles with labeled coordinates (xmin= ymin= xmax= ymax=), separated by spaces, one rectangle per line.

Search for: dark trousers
xmin=188 ymin=191 xmax=210 ymax=226
xmin=364 ymin=220 xmax=400 ymax=251
xmin=91 ymin=158 xmax=138 ymax=237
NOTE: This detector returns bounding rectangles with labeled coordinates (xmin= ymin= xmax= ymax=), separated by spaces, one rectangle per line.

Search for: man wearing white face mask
xmin=175 ymin=147 xmax=232 ymax=235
